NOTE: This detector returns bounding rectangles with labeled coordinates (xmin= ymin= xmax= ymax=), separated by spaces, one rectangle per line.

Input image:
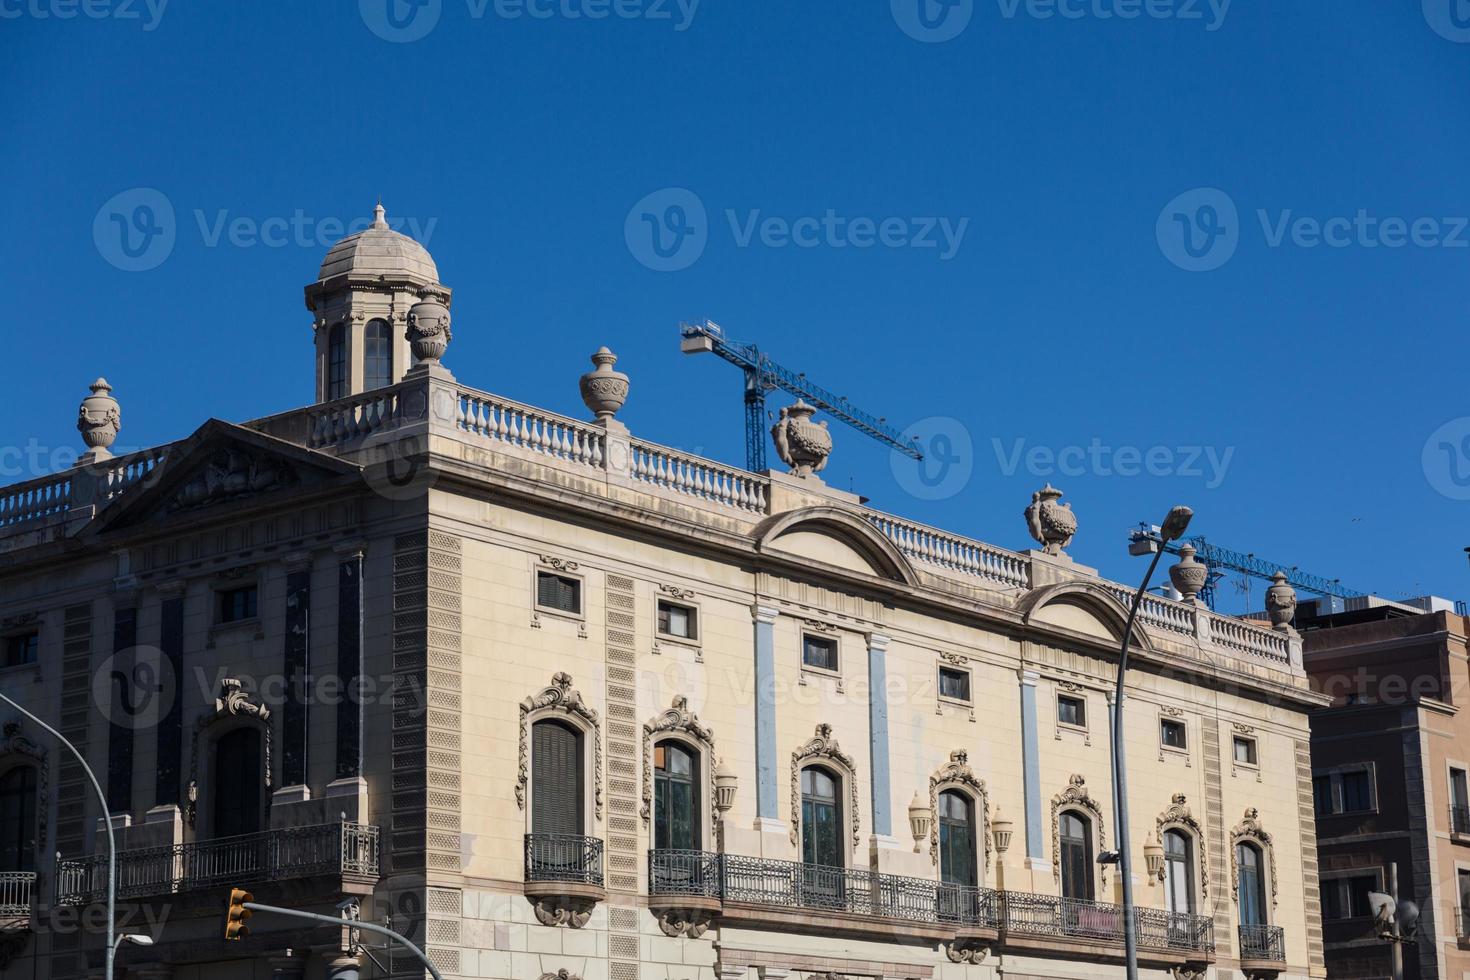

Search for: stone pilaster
xmin=1018 ymin=668 xmax=1046 ymax=869
xmin=281 ymin=552 xmax=312 ymax=789
xmin=867 ymin=632 xmax=892 ymax=838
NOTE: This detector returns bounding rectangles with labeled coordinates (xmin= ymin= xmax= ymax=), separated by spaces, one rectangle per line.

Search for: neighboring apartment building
xmin=1302 ymin=603 xmax=1470 ymax=980
xmin=0 ymin=208 xmax=1327 ymax=980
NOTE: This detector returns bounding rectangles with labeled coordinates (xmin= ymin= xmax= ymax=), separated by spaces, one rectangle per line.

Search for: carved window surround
xmin=641 ymin=696 xmax=717 ymax=841
xmin=1051 ymin=774 xmax=1108 ymax=889
xmin=531 ymin=558 xmax=588 ymax=638
xmin=928 ymin=749 xmax=991 ymax=870
xmin=799 ymin=626 xmax=844 ymax=690
xmin=1155 ymin=793 xmax=1210 ymax=902
xmin=1230 ymin=807 xmax=1280 ymax=910
xmin=1158 ymin=706 xmax=1191 ymax=766
xmin=186 ymin=678 xmax=273 ymax=830
xmin=653 ymin=586 xmax=702 ymax=661
xmin=517 ymin=672 xmax=604 ymax=822
xmin=1054 ymin=679 xmax=1092 ymax=745
xmin=790 ymin=723 xmax=861 ymax=851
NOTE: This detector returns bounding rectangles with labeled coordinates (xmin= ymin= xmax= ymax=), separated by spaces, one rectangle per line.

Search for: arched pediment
xmin=1017 ymin=581 xmax=1155 ymax=653
xmin=754 ymin=507 xmax=919 ymax=587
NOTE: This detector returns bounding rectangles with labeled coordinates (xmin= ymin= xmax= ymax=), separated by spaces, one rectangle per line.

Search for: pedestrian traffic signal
xmin=225 ymin=888 xmax=254 ymax=941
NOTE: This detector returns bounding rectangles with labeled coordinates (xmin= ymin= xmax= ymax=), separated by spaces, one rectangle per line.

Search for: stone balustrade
xmin=864 ymin=511 xmax=1031 ymax=589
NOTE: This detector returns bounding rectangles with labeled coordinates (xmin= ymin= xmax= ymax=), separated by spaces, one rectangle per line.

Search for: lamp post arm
xmin=243 ymin=902 xmax=444 ymax=980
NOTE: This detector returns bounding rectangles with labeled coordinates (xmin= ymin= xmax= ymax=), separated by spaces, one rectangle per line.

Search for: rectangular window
xmin=536 ymin=572 xmax=581 ymax=615
xmin=3 ymin=632 xmax=37 ymax=668
xmin=1161 ymin=718 xmax=1188 ymax=750
xmin=938 ymin=666 xmax=971 ymax=703
xmin=1233 ymin=735 xmax=1258 ymax=766
xmin=1322 ymin=874 xmax=1380 ymax=920
xmin=1058 ymin=695 xmax=1087 ymax=728
xmin=1340 ymin=770 xmax=1373 ymax=812
xmin=657 ymin=600 xmax=697 ymax=641
xmin=1313 ymin=775 xmax=1333 ymax=816
xmin=802 ymin=635 xmax=838 ymax=672
xmin=1452 ymin=768 xmax=1470 ymax=834
xmin=217 ymin=586 xmax=258 ymax=624
xmin=1314 ymin=767 xmax=1376 ymax=816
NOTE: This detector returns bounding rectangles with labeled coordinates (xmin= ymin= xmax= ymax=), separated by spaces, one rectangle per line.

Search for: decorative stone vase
xmin=579 ymin=347 xmax=629 ymax=421
xmin=77 ymin=378 xmax=120 ymax=461
xmin=1266 ymin=571 xmax=1297 ymax=630
xmin=1024 ymin=484 xmax=1077 ymax=556
xmin=407 ymin=292 xmax=452 ymax=364
xmin=1169 ymin=543 xmax=1209 ymax=601
xmin=990 ymin=806 xmax=1014 ymax=856
xmin=770 ymin=400 xmax=831 ymax=477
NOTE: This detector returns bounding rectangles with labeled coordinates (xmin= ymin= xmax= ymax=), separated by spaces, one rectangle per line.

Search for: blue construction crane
xmin=1128 ymin=524 xmax=1364 ymax=610
xmin=679 ymin=319 xmax=923 ymax=472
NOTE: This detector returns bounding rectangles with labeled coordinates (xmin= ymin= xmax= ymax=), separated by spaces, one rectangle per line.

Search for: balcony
xmin=523 ymin=834 xmax=606 ymax=929
xmin=55 ymin=822 xmax=379 ymax=904
xmin=1239 ymin=923 xmax=1287 ymax=971
xmin=1451 ymin=804 xmax=1470 ymax=839
xmin=0 ymin=872 xmax=35 ymax=925
xmin=645 ymin=850 xmax=1214 ymax=964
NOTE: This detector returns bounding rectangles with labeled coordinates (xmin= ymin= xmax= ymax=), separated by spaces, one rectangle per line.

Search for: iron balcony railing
xmin=1451 ymin=804 xmax=1470 ymax=835
xmin=525 ymin=834 xmax=604 ymax=887
xmin=1239 ymin=923 xmax=1286 ymax=961
xmin=0 ymin=872 xmax=35 ymax=917
xmin=56 ymin=822 xmax=379 ymax=905
xmin=648 ymin=848 xmax=722 ymax=899
xmin=1003 ymin=891 xmax=1214 ymax=954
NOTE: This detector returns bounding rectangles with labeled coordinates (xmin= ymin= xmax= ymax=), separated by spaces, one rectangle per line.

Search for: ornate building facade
xmin=0 ymin=210 xmax=1326 ymax=980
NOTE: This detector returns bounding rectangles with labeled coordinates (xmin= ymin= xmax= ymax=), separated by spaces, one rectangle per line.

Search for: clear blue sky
xmin=4 ymin=1 xmax=1470 ymax=612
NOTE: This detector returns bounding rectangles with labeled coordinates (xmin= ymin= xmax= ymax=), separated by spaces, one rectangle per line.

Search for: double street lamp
xmin=1111 ymin=504 xmax=1193 ymax=980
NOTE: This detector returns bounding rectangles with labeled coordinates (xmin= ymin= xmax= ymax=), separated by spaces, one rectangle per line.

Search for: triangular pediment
xmin=88 ymin=420 xmax=362 ymax=534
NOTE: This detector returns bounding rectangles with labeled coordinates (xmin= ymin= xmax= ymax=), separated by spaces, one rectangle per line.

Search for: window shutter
xmin=532 ymin=721 xmax=583 ymax=836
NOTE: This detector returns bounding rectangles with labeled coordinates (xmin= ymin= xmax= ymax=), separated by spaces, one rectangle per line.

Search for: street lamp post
xmin=1113 ymin=505 xmax=1193 ymax=980
xmin=0 ymin=689 xmax=118 ymax=980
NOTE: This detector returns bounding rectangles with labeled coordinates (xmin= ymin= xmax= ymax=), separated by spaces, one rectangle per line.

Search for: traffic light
xmin=224 ymin=888 xmax=254 ymax=941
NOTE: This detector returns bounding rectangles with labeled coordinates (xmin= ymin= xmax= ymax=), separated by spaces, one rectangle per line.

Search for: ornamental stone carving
xmin=770 ymin=400 xmax=832 ymax=478
xmin=655 ymin=908 xmax=715 ymax=939
xmin=517 ymin=672 xmax=603 ymax=820
xmin=642 ymin=696 xmax=717 ymax=839
xmin=77 ymin=378 xmax=121 ymax=461
xmin=406 ymin=289 xmax=452 ymax=365
xmin=1156 ymin=793 xmax=1209 ymax=899
xmin=790 ymin=723 xmax=860 ymax=849
xmin=168 ymin=448 xmax=299 ymax=512
xmin=945 ymin=941 xmax=991 ymax=965
xmin=539 ymin=971 xmax=582 ymax=980
xmin=1051 ymin=774 xmax=1107 ymax=887
xmin=1169 ymin=544 xmax=1209 ymax=602
xmin=579 ymin=347 xmax=630 ymax=421
xmin=1025 ymin=484 xmax=1077 ymax=555
xmin=928 ymin=749 xmax=991 ymax=866
xmin=532 ymin=897 xmax=595 ymax=929
xmin=1265 ymin=571 xmax=1297 ymax=631
xmin=187 ymin=679 xmax=273 ymax=829
xmin=1231 ymin=807 xmax=1280 ymax=909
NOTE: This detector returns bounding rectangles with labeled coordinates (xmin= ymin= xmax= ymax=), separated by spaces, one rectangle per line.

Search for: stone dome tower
xmin=304 ymin=203 xmax=452 ymax=403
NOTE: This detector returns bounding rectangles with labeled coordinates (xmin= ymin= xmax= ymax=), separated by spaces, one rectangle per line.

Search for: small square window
xmin=803 ymin=635 xmax=838 ymax=672
xmin=536 ymin=571 xmax=581 ymax=615
xmin=1233 ymin=735 xmax=1258 ymax=766
xmin=3 ymin=633 xmax=37 ymax=668
xmin=1161 ymin=718 xmax=1188 ymax=750
xmin=217 ymin=586 xmax=258 ymax=624
xmin=1058 ymin=695 xmax=1087 ymax=728
xmin=938 ymin=666 xmax=971 ymax=703
xmin=657 ymin=600 xmax=698 ymax=641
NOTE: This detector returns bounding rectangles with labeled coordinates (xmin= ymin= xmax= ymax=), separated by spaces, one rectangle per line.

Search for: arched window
xmin=327 ymin=323 xmax=347 ymax=400
xmin=1237 ymin=841 xmax=1267 ymax=926
xmin=1165 ymin=829 xmax=1195 ymax=915
xmin=364 ymin=319 xmax=393 ymax=391
xmin=0 ymin=767 xmax=36 ymax=872
xmin=1060 ymin=811 xmax=1094 ymax=900
xmin=212 ymin=728 xmax=262 ymax=838
xmin=531 ymin=719 xmax=584 ymax=838
xmin=938 ymin=790 xmax=977 ymax=887
xmin=801 ymin=766 xmax=842 ymax=868
xmin=653 ymin=741 xmax=699 ymax=851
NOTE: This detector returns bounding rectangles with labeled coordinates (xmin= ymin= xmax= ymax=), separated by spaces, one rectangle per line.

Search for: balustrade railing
xmin=458 ymin=390 xmax=607 ymax=471
xmin=630 ymin=442 xmax=768 ymax=514
xmin=307 ymin=389 xmax=405 ymax=449
xmin=1208 ymin=616 xmax=1291 ymax=664
xmin=56 ymin=822 xmax=379 ymax=904
xmin=864 ymin=513 xmax=1030 ymax=588
xmin=1239 ymin=923 xmax=1285 ymax=961
xmin=0 ymin=445 xmax=166 ymax=531
xmin=0 ymin=872 xmax=35 ymax=917
xmin=1103 ymin=585 xmax=1198 ymax=637
xmin=524 ymin=834 xmax=604 ymax=887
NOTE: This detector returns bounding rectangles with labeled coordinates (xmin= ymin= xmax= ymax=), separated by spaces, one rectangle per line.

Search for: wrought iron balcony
xmin=1451 ymin=804 xmax=1470 ymax=836
xmin=0 ymin=872 xmax=35 ymax=920
xmin=56 ymin=821 xmax=379 ymax=904
xmin=524 ymin=834 xmax=604 ymax=887
xmin=648 ymin=848 xmax=722 ymax=899
xmin=1239 ymin=923 xmax=1286 ymax=962
xmin=1003 ymin=892 xmax=1214 ymax=954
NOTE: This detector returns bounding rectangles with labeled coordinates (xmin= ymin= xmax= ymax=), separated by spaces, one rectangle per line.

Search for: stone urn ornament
xmin=1265 ymin=570 xmax=1297 ymax=630
xmin=1024 ymin=484 xmax=1077 ymax=555
xmin=77 ymin=378 xmax=120 ymax=462
xmin=770 ymin=399 xmax=831 ymax=477
xmin=406 ymin=290 xmax=452 ymax=365
xmin=579 ymin=347 xmax=629 ymax=421
xmin=1169 ymin=543 xmax=1209 ymax=602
